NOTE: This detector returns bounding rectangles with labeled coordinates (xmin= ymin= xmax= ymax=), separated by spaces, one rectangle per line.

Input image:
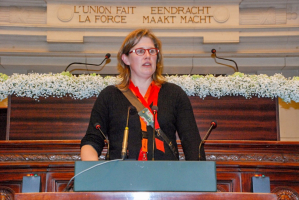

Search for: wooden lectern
xmin=14 ymin=192 xmax=278 ymax=200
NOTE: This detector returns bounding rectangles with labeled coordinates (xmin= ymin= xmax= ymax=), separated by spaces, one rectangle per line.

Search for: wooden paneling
xmin=216 ymin=172 xmax=241 ymax=192
xmin=190 ymin=96 xmax=278 ymax=140
xmin=0 ymin=173 xmax=24 ymax=193
xmin=8 ymin=95 xmax=278 ymax=140
xmin=8 ymin=96 xmax=96 ymax=140
xmin=46 ymin=172 xmax=74 ymax=192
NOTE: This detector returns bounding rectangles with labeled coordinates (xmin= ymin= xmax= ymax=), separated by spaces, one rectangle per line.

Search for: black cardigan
xmin=81 ymin=82 xmax=205 ymax=160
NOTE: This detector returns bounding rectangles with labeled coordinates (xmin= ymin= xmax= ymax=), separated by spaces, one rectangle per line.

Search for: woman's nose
xmin=144 ymin=49 xmax=151 ymax=57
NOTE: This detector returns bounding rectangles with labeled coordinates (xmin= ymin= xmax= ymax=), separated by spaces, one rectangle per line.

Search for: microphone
xmin=151 ymin=106 xmax=158 ymax=161
xmin=152 ymin=105 xmax=158 ymax=116
xmin=199 ymin=121 xmax=217 ymax=160
xmin=211 ymin=49 xmax=239 ymax=72
xmin=64 ymin=53 xmax=111 ymax=72
xmin=94 ymin=123 xmax=110 ymax=160
xmin=121 ymin=105 xmax=137 ymax=160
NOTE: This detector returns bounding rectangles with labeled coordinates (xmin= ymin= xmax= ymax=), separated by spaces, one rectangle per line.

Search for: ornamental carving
xmin=0 ymin=187 xmax=14 ymax=200
xmin=0 ymin=154 xmax=81 ymax=162
xmin=206 ymin=154 xmax=299 ymax=162
xmin=0 ymin=153 xmax=298 ymax=162
xmin=272 ymin=186 xmax=299 ymax=200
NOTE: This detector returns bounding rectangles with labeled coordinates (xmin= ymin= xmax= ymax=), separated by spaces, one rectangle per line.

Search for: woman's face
xmin=122 ymin=37 xmax=157 ymax=81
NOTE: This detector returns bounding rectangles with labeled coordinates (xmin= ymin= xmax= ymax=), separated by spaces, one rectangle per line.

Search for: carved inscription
xmin=144 ymin=6 xmax=212 ymax=24
xmin=69 ymin=5 xmax=214 ymax=24
xmin=74 ymin=6 xmax=135 ymax=23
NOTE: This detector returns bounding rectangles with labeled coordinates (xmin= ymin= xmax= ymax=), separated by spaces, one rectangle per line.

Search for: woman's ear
xmin=121 ymin=54 xmax=130 ymax=66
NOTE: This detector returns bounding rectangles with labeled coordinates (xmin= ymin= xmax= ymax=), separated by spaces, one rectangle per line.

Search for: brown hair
xmin=116 ymin=29 xmax=165 ymax=90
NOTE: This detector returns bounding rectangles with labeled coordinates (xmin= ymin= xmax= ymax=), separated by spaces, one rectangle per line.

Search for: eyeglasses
xmin=129 ymin=48 xmax=159 ymax=56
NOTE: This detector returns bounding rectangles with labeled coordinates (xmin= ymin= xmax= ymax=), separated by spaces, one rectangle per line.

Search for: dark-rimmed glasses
xmin=129 ymin=48 xmax=159 ymax=56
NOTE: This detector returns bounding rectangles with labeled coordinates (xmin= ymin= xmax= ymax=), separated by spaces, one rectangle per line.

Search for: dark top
xmin=81 ymin=82 xmax=205 ymax=160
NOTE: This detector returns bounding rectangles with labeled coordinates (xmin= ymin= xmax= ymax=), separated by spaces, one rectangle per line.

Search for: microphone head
xmin=151 ymin=105 xmax=158 ymax=113
xmin=129 ymin=106 xmax=137 ymax=115
xmin=94 ymin=123 xmax=101 ymax=130
xmin=105 ymin=53 xmax=111 ymax=59
xmin=211 ymin=49 xmax=216 ymax=54
xmin=211 ymin=121 xmax=217 ymax=128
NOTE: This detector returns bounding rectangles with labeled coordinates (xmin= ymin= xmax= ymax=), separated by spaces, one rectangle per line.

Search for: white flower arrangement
xmin=0 ymin=72 xmax=298 ymax=103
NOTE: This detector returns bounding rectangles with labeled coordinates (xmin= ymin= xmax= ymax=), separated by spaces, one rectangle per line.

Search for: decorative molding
xmin=206 ymin=153 xmax=299 ymax=162
xmin=0 ymin=0 xmax=46 ymax=7
xmin=272 ymin=186 xmax=299 ymax=200
xmin=287 ymin=4 xmax=298 ymax=21
xmin=0 ymin=153 xmax=298 ymax=162
xmin=213 ymin=6 xmax=230 ymax=23
xmin=0 ymin=154 xmax=81 ymax=161
xmin=240 ymin=7 xmax=286 ymax=25
xmin=57 ymin=5 xmax=74 ymax=22
xmin=10 ymin=7 xmax=46 ymax=24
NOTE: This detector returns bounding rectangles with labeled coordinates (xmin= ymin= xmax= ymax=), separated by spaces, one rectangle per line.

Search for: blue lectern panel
xmin=74 ymin=160 xmax=216 ymax=192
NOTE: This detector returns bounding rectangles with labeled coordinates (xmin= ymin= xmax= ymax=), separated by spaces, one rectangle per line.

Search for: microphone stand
xmin=152 ymin=106 xmax=158 ymax=161
xmin=94 ymin=123 xmax=110 ymax=160
xmin=199 ymin=121 xmax=217 ymax=160
xmin=121 ymin=107 xmax=131 ymax=160
xmin=211 ymin=49 xmax=239 ymax=72
xmin=121 ymin=106 xmax=136 ymax=160
xmin=64 ymin=53 xmax=111 ymax=73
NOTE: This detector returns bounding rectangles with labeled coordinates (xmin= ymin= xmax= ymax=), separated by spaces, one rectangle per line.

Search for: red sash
xmin=129 ymin=81 xmax=165 ymax=160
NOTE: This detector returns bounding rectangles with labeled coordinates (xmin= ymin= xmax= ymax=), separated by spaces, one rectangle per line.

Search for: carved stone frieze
xmin=0 ymin=6 xmax=46 ymax=24
xmin=240 ymin=4 xmax=298 ymax=25
xmin=272 ymin=186 xmax=299 ymax=200
xmin=240 ymin=7 xmax=286 ymax=25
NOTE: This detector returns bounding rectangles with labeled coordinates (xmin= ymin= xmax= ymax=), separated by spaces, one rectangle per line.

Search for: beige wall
xmin=279 ymin=98 xmax=299 ymax=141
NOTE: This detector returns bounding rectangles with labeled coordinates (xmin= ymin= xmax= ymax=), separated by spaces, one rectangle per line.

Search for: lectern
xmin=74 ymin=160 xmax=217 ymax=192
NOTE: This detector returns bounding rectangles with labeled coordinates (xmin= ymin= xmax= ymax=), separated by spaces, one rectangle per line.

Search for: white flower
xmin=0 ymin=72 xmax=298 ymax=103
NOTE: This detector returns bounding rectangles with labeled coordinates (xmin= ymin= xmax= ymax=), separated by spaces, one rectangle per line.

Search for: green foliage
xmin=0 ymin=73 xmax=9 ymax=81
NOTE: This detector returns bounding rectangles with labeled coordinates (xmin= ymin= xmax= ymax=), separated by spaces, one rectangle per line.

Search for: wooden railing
xmin=0 ymin=140 xmax=298 ymax=199
xmin=1 ymin=95 xmax=298 ymax=200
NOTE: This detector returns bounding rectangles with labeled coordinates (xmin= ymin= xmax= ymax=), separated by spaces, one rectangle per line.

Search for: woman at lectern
xmin=80 ymin=29 xmax=205 ymax=161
